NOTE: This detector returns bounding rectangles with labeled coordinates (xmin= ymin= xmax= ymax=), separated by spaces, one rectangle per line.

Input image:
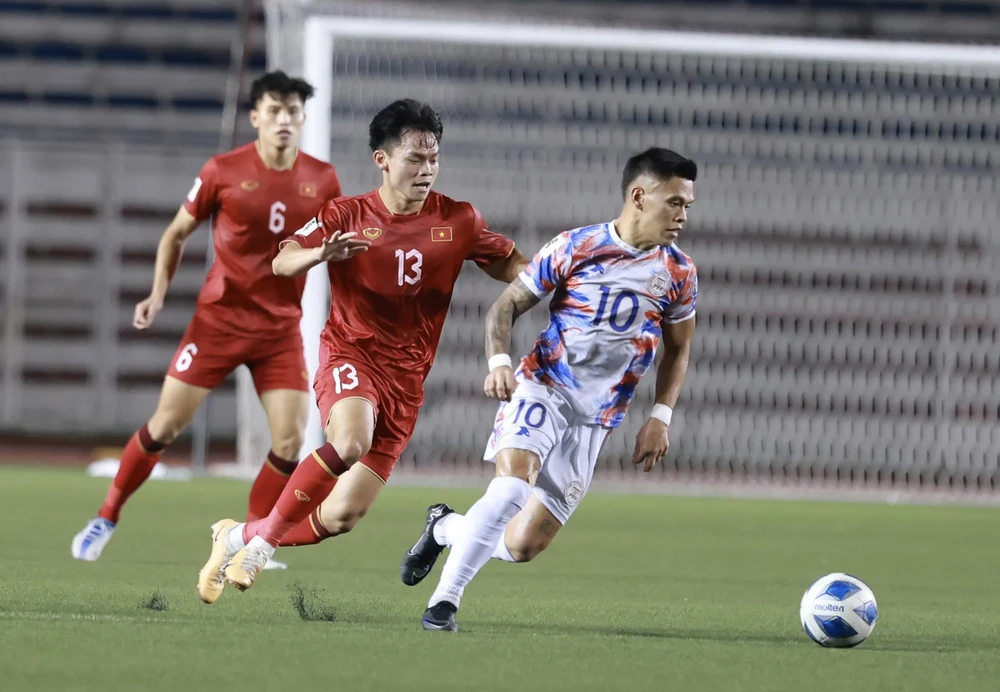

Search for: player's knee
xmin=269 ymin=433 xmax=303 ymax=461
xmin=507 ymin=539 xmax=547 ymax=563
xmin=319 ymin=505 xmax=368 ymax=535
xmin=145 ymin=414 xmax=186 ymax=445
xmin=327 ymin=434 xmax=370 ymax=465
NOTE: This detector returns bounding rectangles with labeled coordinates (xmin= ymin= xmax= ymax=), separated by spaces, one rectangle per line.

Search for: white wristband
xmin=488 ymin=354 xmax=512 ymax=372
xmin=650 ymin=403 xmax=673 ymax=426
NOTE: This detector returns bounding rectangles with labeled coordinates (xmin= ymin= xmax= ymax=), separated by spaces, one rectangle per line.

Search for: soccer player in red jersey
xmin=71 ymin=71 xmax=342 ymax=563
xmin=197 ymin=99 xmax=529 ymax=602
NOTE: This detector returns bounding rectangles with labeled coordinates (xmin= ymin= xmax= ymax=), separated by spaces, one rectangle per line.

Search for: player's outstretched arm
xmin=133 ymin=206 xmax=200 ymax=330
xmin=633 ymin=316 xmax=696 ymax=472
xmin=483 ymin=280 xmax=542 ymax=400
xmin=272 ymin=232 xmax=370 ymax=277
xmin=480 ymin=247 xmax=530 ymax=283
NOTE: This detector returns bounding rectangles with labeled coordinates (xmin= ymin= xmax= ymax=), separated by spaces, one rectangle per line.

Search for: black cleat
xmin=400 ymin=503 xmax=454 ymax=586
xmin=421 ymin=601 xmax=459 ymax=632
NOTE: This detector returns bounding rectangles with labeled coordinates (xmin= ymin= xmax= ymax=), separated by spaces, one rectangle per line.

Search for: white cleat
xmin=71 ymin=518 xmax=116 ymax=561
xmin=263 ymin=556 xmax=288 ymax=571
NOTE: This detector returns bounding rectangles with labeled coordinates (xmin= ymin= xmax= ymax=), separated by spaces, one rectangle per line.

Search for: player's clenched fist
xmin=484 ymin=365 xmax=516 ymax=401
xmin=133 ymin=294 xmax=164 ymax=330
xmin=632 ymin=417 xmax=669 ymax=473
xmin=317 ymin=230 xmax=371 ymax=263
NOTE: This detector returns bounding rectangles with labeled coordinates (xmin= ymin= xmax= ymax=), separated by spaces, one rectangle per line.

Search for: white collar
xmin=608 ymin=221 xmax=658 ymax=258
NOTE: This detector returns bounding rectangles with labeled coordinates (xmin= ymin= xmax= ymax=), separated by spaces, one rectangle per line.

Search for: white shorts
xmin=484 ymin=380 xmax=610 ymax=525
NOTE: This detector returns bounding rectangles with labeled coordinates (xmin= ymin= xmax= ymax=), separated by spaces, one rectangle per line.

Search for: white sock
xmin=433 ymin=513 xmax=462 ymax=546
xmin=492 ymin=539 xmax=516 ymax=562
xmin=228 ymin=524 xmax=247 ymax=551
xmin=434 ymin=512 xmax=517 ymax=561
xmin=428 ymin=476 xmax=530 ymax=608
xmin=247 ymin=535 xmax=275 ymax=560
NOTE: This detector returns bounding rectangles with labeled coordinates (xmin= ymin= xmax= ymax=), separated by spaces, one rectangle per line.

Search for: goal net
xmin=254 ymin=0 xmax=1000 ymax=500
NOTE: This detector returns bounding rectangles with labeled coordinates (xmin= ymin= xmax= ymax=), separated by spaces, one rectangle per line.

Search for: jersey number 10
xmin=591 ymin=287 xmax=639 ymax=332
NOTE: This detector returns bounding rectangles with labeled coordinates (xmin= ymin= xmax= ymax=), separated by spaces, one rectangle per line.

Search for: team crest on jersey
xmin=240 ymin=180 xmax=259 ymax=192
xmin=362 ymin=227 xmax=383 ymax=240
xmin=647 ymin=271 xmax=671 ymax=297
xmin=299 ymin=182 xmax=317 ymax=197
xmin=564 ymin=481 xmax=584 ymax=507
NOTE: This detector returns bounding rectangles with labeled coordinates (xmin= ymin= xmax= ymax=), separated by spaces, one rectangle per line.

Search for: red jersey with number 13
xmin=183 ymin=142 xmax=342 ymax=337
xmin=288 ymin=189 xmax=514 ymax=405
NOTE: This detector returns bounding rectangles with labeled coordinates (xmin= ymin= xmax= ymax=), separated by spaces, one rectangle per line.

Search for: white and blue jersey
xmin=516 ymin=221 xmax=697 ymax=428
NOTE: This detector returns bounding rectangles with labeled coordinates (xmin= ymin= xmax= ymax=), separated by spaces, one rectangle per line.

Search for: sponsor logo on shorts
xmin=648 ymin=271 xmax=671 ymax=297
xmin=294 ymin=489 xmax=311 ymax=502
xmin=564 ymin=480 xmax=584 ymax=507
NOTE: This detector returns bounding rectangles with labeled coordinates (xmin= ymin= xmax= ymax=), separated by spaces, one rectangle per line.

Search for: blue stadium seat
xmin=0 ymin=88 xmax=30 ymax=103
xmin=31 ymin=41 xmax=85 ymax=60
xmin=43 ymin=91 xmax=94 ymax=105
xmin=107 ymin=93 xmax=158 ymax=109
xmin=171 ymin=96 xmax=223 ymax=111
xmin=96 ymin=44 xmax=151 ymax=64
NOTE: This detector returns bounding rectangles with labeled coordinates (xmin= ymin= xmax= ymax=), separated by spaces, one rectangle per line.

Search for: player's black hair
xmin=249 ymin=70 xmax=314 ymax=108
xmin=368 ymin=99 xmax=444 ymax=151
xmin=620 ymin=148 xmax=698 ymax=199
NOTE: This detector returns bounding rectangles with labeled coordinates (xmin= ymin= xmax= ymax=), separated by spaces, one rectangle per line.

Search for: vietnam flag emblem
xmin=431 ymin=227 xmax=453 ymax=242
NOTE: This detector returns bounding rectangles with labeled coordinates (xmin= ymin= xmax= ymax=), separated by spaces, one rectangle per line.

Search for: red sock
xmin=246 ymin=451 xmax=298 ymax=522
xmin=98 ymin=424 xmax=166 ymax=524
xmin=243 ymin=442 xmax=349 ymax=547
xmin=278 ymin=505 xmax=336 ymax=547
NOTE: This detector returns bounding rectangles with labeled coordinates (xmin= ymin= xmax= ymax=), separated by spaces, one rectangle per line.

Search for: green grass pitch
xmin=1 ymin=466 xmax=998 ymax=691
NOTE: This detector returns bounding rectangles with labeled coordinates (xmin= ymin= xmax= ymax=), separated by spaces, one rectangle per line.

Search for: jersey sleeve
xmin=517 ymin=231 xmax=575 ymax=298
xmin=663 ymin=263 xmax=698 ymax=323
xmin=281 ymin=200 xmax=342 ymax=250
xmin=182 ymin=157 xmax=221 ymax=222
xmin=466 ymin=206 xmax=514 ymax=267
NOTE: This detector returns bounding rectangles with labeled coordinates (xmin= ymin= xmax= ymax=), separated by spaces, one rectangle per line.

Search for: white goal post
xmin=256 ymin=2 xmax=1000 ymax=500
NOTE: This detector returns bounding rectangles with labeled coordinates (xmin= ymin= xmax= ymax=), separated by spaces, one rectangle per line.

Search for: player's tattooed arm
xmin=485 ymin=280 xmax=541 ymax=359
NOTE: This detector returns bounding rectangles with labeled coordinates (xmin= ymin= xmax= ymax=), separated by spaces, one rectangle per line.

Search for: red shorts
xmin=313 ymin=350 xmax=420 ymax=483
xmin=167 ymin=313 xmax=309 ymax=394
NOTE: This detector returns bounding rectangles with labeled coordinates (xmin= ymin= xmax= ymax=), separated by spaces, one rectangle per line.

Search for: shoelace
xmin=242 ymin=546 xmax=269 ymax=575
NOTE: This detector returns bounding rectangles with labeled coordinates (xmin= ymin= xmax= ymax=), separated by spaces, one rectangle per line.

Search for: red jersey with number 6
xmin=287 ymin=189 xmax=514 ymax=405
xmin=183 ymin=142 xmax=342 ymax=337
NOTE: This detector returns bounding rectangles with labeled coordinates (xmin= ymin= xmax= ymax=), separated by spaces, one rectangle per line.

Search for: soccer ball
xmin=799 ymin=572 xmax=878 ymax=648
